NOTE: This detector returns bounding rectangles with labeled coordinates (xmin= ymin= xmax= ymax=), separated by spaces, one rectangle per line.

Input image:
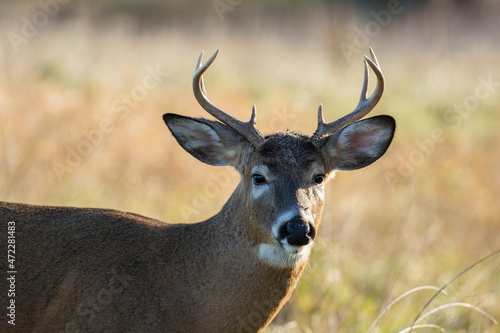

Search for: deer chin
xmin=257 ymin=242 xmax=312 ymax=269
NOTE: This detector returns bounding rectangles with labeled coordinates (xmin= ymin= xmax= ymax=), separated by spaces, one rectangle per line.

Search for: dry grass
xmin=1 ymin=4 xmax=500 ymax=332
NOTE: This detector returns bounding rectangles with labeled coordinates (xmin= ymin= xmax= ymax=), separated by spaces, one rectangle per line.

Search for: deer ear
xmin=322 ymin=115 xmax=395 ymax=171
xmin=163 ymin=113 xmax=250 ymax=167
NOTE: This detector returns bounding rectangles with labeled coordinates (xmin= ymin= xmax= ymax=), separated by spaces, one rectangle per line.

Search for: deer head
xmin=163 ymin=49 xmax=395 ymax=269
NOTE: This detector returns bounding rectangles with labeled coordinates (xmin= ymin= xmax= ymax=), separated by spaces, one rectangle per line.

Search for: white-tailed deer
xmin=1 ymin=49 xmax=394 ymax=332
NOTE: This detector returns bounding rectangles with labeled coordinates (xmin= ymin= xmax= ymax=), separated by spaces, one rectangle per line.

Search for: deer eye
xmin=252 ymin=174 xmax=267 ymax=185
xmin=314 ymin=174 xmax=325 ymax=184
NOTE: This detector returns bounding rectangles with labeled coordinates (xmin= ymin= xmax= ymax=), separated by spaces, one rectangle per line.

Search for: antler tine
xmin=193 ymin=49 xmax=265 ymax=147
xmin=311 ymin=48 xmax=385 ymax=147
xmin=315 ymin=103 xmax=326 ymax=133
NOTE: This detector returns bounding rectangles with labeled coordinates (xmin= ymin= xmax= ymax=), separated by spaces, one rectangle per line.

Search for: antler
xmin=193 ymin=49 xmax=265 ymax=147
xmin=311 ymin=48 xmax=385 ymax=147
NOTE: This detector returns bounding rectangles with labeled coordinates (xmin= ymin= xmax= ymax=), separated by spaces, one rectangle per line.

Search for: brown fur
xmin=0 ymin=194 xmax=303 ymax=332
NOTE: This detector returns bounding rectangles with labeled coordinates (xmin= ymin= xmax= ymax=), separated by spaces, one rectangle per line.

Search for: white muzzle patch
xmin=257 ymin=243 xmax=312 ymax=268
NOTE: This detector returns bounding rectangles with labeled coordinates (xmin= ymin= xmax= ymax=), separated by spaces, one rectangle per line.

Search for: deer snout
xmin=279 ymin=216 xmax=316 ymax=247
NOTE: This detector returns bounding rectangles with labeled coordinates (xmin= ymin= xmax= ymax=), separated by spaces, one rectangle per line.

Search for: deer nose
xmin=280 ymin=216 xmax=316 ymax=246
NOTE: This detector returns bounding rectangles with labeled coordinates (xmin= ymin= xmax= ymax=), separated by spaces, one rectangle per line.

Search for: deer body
xmin=1 ymin=197 xmax=302 ymax=332
xmin=0 ymin=49 xmax=395 ymax=332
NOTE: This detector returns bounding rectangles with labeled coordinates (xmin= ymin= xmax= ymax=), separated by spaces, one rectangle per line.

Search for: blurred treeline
xmin=0 ymin=0 xmax=496 ymax=28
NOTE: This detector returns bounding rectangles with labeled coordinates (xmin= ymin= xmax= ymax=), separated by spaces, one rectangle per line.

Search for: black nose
xmin=279 ymin=216 xmax=316 ymax=246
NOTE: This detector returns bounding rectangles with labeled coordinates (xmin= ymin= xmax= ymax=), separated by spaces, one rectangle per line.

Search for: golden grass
xmin=1 ymin=9 xmax=500 ymax=332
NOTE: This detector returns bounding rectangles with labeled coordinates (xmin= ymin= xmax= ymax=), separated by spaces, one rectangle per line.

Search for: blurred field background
xmin=1 ymin=0 xmax=500 ymax=332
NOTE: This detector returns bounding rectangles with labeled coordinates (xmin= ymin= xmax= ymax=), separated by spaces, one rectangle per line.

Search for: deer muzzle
xmin=278 ymin=215 xmax=316 ymax=247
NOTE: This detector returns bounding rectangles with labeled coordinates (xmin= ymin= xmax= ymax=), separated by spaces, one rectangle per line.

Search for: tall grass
xmin=1 ymin=5 xmax=499 ymax=332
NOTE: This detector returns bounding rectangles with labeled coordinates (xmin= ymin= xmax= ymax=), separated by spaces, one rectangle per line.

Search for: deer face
xmin=163 ymin=48 xmax=395 ymax=268
xmin=245 ymin=134 xmax=325 ymax=267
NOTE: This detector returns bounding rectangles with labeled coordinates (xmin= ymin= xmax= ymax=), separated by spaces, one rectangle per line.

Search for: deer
xmin=1 ymin=48 xmax=395 ymax=333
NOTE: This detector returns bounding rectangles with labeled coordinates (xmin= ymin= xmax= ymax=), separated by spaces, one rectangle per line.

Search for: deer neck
xmin=185 ymin=183 xmax=307 ymax=331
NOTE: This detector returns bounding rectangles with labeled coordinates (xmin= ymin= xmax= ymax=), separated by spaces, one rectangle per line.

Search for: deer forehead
xmin=248 ymin=133 xmax=325 ymax=175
